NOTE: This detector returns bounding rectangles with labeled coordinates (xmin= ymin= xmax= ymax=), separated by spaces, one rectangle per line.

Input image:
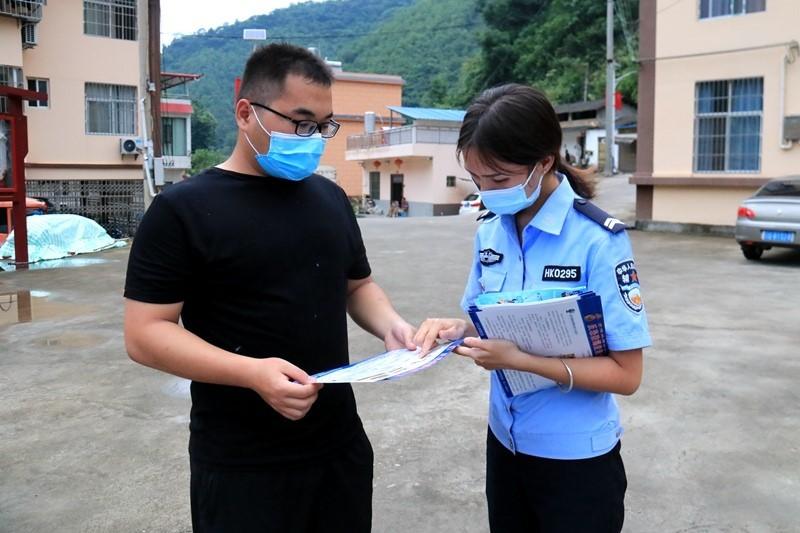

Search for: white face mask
xmin=478 ymin=164 xmax=544 ymax=215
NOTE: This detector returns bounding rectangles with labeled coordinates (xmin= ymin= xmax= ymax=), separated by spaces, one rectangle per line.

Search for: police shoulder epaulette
xmin=572 ymin=198 xmax=627 ymax=233
xmin=477 ymin=211 xmax=497 ymax=222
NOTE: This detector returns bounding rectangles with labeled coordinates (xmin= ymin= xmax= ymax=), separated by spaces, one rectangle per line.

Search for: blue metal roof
xmin=387 ymin=106 xmax=465 ymax=122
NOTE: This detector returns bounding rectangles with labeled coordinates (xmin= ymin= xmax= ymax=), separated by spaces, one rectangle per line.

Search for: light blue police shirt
xmin=460 ymin=174 xmax=652 ymax=460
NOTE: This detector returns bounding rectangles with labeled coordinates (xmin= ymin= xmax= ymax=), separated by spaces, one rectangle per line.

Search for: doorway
xmin=390 ymin=174 xmax=404 ymax=204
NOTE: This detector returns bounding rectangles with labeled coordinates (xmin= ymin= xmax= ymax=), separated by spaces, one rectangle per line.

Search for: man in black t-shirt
xmin=124 ymin=44 xmax=417 ymax=533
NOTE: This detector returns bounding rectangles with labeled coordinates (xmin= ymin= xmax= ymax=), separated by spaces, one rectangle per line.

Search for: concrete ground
xmin=1 ymin=174 xmax=798 ymax=532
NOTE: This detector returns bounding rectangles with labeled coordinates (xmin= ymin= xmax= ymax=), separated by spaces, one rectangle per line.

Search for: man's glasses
xmin=250 ymin=102 xmax=340 ymax=138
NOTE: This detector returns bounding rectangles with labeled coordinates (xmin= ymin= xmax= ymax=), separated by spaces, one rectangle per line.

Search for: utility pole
xmin=148 ymin=0 xmax=162 ymax=160
xmin=583 ymin=63 xmax=589 ymax=101
xmin=604 ymin=0 xmax=615 ymax=176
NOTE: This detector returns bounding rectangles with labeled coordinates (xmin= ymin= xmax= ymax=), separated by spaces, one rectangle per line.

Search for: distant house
xmin=319 ymin=61 xmax=404 ymax=197
xmin=634 ymin=0 xmax=800 ymax=229
xmin=345 ymin=106 xmax=471 ymax=216
xmin=160 ymin=72 xmax=202 ymax=184
xmin=554 ymin=98 xmax=638 ymax=172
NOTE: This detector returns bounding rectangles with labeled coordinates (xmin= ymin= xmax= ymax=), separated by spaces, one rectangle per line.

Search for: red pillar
xmin=6 ymin=98 xmax=29 ymax=266
xmin=1 ymin=86 xmax=47 ymax=268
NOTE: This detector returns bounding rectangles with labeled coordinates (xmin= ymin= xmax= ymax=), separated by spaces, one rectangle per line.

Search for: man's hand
xmin=455 ymin=337 xmax=528 ymax=371
xmin=384 ymin=319 xmax=418 ymax=351
xmin=414 ymin=318 xmax=469 ymax=354
xmin=247 ymin=358 xmax=322 ymax=421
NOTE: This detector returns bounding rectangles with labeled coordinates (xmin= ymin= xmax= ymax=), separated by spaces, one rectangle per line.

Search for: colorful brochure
xmin=468 ymin=290 xmax=607 ymax=397
xmin=313 ymin=340 xmax=462 ymax=383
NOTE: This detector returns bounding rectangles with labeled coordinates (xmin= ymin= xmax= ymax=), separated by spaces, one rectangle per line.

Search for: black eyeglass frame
xmin=250 ymin=101 xmax=340 ymax=138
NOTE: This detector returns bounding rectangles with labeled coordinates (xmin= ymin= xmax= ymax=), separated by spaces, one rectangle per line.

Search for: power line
xmin=160 ymin=22 xmax=481 ymax=43
xmin=658 ymin=0 xmax=687 ymax=14
xmin=639 ymin=41 xmax=795 ymax=63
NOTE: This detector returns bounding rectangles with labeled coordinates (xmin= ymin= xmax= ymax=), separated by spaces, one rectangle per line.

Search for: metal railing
xmin=347 ymin=125 xmax=460 ymax=151
xmin=0 ymin=0 xmax=44 ymax=21
xmin=26 ymin=179 xmax=145 ymax=238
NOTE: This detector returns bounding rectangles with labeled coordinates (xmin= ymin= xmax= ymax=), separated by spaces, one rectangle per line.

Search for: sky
xmin=160 ymin=0 xmax=324 ymax=45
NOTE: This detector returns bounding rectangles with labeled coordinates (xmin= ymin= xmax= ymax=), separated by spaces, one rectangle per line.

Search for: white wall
xmin=0 ymin=17 xmax=23 ymax=68
xmin=561 ymin=130 xmax=583 ymax=161
xmin=586 ymin=129 xmax=619 ymax=168
xmin=357 ymin=143 xmax=472 ymax=215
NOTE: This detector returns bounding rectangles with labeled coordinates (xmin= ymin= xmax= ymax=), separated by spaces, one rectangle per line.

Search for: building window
xmin=27 ymin=78 xmax=49 ymax=108
xmin=1 ymin=65 xmax=25 ymax=113
xmin=369 ymin=171 xmax=380 ymax=199
xmin=1 ymin=119 xmax=12 ymax=189
xmin=446 ymin=175 xmax=456 ymax=187
xmin=84 ymin=0 xmax=137 ymax=41
xmin=0 ymin=65 xmax=24 ymax=89
xmin=85 ymin=83 xmax=136 ymax=135
xmin=694 ymin=78 xmax=762 ymax=172
xmin=699 ymin=0 xmax=765 ymax=19
xmin=162 ymin=117 xmax=188 ymax=156
xmin=572 ymin=110 xmax=597 ymax=120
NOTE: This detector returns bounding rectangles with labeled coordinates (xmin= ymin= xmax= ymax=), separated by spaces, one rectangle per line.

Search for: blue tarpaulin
xmin=0 ymin=214 xmax=126 ymax=264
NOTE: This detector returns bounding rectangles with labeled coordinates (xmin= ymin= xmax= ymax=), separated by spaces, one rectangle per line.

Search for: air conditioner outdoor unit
xmin=120 ymin=137 xmax=142 ymax=155
xmin=21 ymin=24 xmax=37 ymax=48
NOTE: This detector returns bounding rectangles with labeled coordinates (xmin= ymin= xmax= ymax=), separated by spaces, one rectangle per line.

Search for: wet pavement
xmin=1 ymin=174 xmax=799 ymax=532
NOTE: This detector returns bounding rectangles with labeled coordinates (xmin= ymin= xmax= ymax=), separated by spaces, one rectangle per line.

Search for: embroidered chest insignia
xmin=479 ymin=248 xmax=504 ymax=266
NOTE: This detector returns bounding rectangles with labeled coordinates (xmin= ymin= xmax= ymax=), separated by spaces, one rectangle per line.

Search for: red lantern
xmin=394 ymin=158 xmax=403 ymax=169
xmin=372 ymin=160 xmax=381 ymax=169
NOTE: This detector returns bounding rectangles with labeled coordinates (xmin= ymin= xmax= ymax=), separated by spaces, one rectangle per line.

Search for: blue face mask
xmin=245 ymin=105 xmax=326 ymax=181
xmin=479 ymin=164 xmax=544 ymax=215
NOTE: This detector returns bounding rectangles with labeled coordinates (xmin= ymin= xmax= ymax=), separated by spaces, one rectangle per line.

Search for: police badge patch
xmin=479 ymin=248 xmax=503 ymax=266
xmin=615 ymin=259 xmax=643 ymax=313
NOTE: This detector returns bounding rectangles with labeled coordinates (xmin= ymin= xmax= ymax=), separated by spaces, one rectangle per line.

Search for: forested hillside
xmin=164 ymin=0 xmax=638 ymax=151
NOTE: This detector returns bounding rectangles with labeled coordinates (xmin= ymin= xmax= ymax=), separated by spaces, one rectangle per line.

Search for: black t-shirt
xmin=124 ymin=167 xmax=372 ymax=466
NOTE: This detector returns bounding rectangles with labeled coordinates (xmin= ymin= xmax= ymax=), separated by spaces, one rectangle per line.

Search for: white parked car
xmin=459 ymin=192 xmax=484 ymax=215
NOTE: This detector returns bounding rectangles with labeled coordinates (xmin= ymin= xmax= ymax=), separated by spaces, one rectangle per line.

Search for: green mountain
xmin=163 ymin=0 xmax=479 ymax=150
xmin=339 ymin=0 xmax=482 ymax=108
xmin=163 ymin=0 xmax=637 ymax=152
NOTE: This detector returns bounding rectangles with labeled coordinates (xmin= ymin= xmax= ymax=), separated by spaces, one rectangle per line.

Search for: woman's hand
xmin=454 ymin=337 xmax=530 ymax=371
xmin=414 ymin=318 xmax=471 ymax=353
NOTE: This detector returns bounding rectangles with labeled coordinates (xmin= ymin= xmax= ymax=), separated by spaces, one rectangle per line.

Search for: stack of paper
xmin=312 ymin=340 xmax=462 ymax=383
xmin=468 ymin=289 xmax=607 ymax=397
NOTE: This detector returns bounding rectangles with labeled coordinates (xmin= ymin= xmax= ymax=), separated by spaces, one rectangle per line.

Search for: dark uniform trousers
xmin=486 ymin=429 xmax=627 ymax=533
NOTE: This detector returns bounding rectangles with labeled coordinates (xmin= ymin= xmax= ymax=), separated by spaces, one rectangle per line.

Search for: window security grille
xmin=694 ymin=78 xmax=763 ymax=172
xmin=699 ymin=0 xmax=766 ymax=19
xmin=85 ymin=83 xmax=136 ymax=135
xmin=25 ymin=179 xmax=145 ymax=238
xmin=83 ymin=0 xmax=137 ymax=41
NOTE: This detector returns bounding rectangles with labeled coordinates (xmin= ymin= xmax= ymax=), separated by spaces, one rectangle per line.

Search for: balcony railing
xmin=347 ymin=125 xmax=460 ymax=151
xmin=0 ymin=0 xmax=44 ymax=21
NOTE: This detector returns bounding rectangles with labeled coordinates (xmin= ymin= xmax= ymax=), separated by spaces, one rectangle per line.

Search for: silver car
xmin=735 ymin=177 xmax=800 ymax=260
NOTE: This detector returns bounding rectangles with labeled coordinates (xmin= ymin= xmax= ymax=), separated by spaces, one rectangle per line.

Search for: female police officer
xmin=415 ymin=84 xmax=651 ymax=533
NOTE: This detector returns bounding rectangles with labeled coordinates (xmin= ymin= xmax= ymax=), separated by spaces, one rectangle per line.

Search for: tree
xmin=452 ymin=0 xmax=639 ymax=106
xmin=191 ymin=100 xmax=217 ymax=151
xmin=191 ymin=148 xmax=226 ymax=175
